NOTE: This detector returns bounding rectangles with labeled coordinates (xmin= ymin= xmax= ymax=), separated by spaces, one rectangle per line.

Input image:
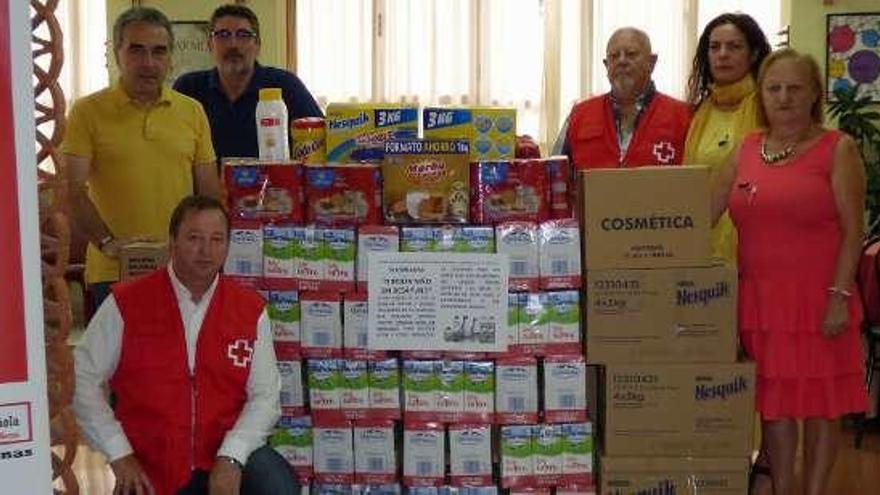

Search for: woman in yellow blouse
xmin=685 ymin=13 xmax=771 ymax=262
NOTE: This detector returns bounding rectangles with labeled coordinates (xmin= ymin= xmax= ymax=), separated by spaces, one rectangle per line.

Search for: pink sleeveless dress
xmin=729 ymin=130 xmax=867 ymax=419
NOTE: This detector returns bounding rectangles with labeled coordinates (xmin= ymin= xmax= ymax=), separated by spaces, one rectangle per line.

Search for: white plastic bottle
xmin=256 ymin=87 xmax=289 ymax=160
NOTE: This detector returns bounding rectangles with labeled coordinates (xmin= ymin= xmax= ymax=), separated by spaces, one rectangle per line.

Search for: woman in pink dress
xmin=713 ymin=48 xmax=867 ymax=495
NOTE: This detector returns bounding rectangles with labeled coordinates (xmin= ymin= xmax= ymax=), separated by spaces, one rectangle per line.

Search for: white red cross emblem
xmin=227 ymin=339 xmax=254 ymax=368
xmin=652 ymin=141 xmax=676 ymax=164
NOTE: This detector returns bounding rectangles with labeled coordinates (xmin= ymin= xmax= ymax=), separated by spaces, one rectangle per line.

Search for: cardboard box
xmin=325 ymin=103 xmax=418 ymax=163
xmin=118 ymin=242 xmax=168 ymax=280
xmin=601 ymin=456 xmax=749 ymax=495
xmin=603 ymin=362 xmax=755 ymax=457
xmin=423 ymin=106 xmax=516 ymax=161
xmin=586 ymin=264 xmax=737 ymax=364
xmin=382 ymin=139 xmax=471 ymax=224
xmin=581 ymin=166 xmax=711 ymax=269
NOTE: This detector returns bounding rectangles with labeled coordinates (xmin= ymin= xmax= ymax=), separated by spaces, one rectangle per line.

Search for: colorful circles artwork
xmin=827 ymin=14 xmax=880 ymax=101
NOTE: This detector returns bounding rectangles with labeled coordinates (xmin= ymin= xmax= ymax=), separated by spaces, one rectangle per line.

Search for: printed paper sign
xmin=367 ymin=252 xmax=508 ymax=352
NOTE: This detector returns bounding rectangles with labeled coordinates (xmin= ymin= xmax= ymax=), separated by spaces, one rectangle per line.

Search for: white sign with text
xmin=367 ymin=252 xmax=509 ymax=352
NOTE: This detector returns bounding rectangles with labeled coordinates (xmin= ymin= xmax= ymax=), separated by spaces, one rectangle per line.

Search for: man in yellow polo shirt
xmin=63 ymin=6 xmax=221 ymax=308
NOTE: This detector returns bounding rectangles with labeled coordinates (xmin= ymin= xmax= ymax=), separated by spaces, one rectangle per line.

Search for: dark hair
xmin=210 ymin=4 xmax=261 ymax=43
xmin=168 ymin=195 xmax=230 ymax=239
xmin=756 ymin=48 xmax=824 ymax=127
xmin=686 ymin=12 xmax=771 ymax=106
xmin=112 ymin=7 xmax=174 ymax=52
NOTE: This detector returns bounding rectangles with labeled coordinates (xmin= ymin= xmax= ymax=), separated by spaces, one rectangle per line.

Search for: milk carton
xmin=539 ymin=219 xmax=582 ymax=290
xmin=449 ymin=424 xmax=493 ymax=486
xmin=436 ymin=360 xmax=465 ymax=417
xmin=368 ymin=358 xmax=401 ymax=417
xmin=507 ymin=293 xmax=521 ymax=348
xmin=278 ymin=360 xmax=304 ymax=415
xmin=400 ymin=226 xmax=436 ymax=252
xmin=269 ymin=416 xmax=312 ymax=481
xmin=403 ymin=423 xmax=445 ymax=487
xmin=293 ymin=226 xmax=324 ymax=286
xmin=343 ymin=292 xmax=370 ymax=355
xmin=543 ymin=355 xmax=588 ymax=423
xmin=308 ymin=359 xmax=341 ymax=414
xmin=322 ymin=227 xmax=356 ymax=290
xmin=341 ymin=359 xmax=369 ymax=415
xmin=301 ymin=292 xmax=343 ymax=357
xmin=561 ymin=422 xmax=593 ymax=485
xmin=501 ymin=425 xmax=535 ymax=487
xmin=533 ymin=424 xmax=564 ymax=479
xmin=403 ymin=360 xmax=439 ymax=420
xmin=463 ymin=361 xmax=494 ymax=423
xmin=495 ymin=356 xmax=539 ymax=424
xmin=264 ymin=225 xmax=296 ymax=278
xmin=542 ymin=291 xmax=581 ymax=355
xmin=225 ymin=222 xmax=263 ymax=277
xmin=353 ymin=420 xmax=397 ymax=485
xmin=517 ymin=293 xmax=547 ymax=349
xmin=496 ymin=222 xmax=540 ymax=292
xmin=313 ymin=421 xmax=355 ymax=484
xmin=454 ymin=226 xmax=495 ymax=253
xmin=357 ymin=225 xmax=399 ymax=291
xmin=267 ymin=290 xmax=300 ymax=356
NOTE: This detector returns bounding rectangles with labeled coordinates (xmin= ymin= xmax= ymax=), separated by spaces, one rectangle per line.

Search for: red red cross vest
xmin=110 ymin=269 xmax=264 ymax=495
xmin=566 ymin=92 xmax=691 ymax=170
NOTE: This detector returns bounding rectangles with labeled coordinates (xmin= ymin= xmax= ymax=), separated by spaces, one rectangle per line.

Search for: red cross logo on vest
xmin=227 ymin=339 xmax=253 ymax=368
xmin=652 ymin=141 xmax=676 ymax=164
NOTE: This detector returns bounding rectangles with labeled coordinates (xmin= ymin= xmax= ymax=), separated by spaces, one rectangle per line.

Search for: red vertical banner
xmin=0 ymin=0 xmax=28 ymax=383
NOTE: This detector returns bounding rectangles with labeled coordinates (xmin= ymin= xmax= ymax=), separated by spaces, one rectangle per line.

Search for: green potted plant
xmin=828 ymin=85 xmax=880 ymax=234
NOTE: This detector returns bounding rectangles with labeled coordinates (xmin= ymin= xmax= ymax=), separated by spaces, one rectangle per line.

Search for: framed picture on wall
xmin=826 ymin=12 xmax=880 ymax=102
xmin=168 ymin=21 xmax=213 ymax=83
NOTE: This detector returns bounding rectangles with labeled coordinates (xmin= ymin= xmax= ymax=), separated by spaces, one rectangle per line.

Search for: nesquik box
xmin=471 ymin=160 xmax=549 ymax=224
xmin=304 ymin=164 xmax=382 ymax=226
xmin=224 ymin=162 xmax=303 ymax=223
xmin=382 ymin=139 xmax=470 ymax=224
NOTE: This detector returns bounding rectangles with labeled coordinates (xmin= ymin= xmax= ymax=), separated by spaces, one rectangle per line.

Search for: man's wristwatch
xmin=216 ymin=455 xmax=243 ymax=470
xmin=97 ymin=234 xmax=115 ymax=252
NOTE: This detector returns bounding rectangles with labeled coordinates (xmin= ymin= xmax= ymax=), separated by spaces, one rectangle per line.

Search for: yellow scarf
xmin=684 ymin=76 xmax=761 ymax=167
xmin=684 ymin=76 xmax=761 ymax=264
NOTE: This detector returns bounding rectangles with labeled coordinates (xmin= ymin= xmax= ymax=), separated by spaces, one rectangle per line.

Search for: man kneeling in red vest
xmin=73 ymin=195 xmax=296 ymax=495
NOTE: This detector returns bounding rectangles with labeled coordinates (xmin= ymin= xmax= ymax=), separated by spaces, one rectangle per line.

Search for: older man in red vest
xmin=553 ymin=27 xmax=692 ymax=169
xmin=73 ymin=195 xmax=296 ymax=495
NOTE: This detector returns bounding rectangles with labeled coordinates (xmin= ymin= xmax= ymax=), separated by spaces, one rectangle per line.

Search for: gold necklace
xmin=760 ymin=138 xmax=795 ymax=164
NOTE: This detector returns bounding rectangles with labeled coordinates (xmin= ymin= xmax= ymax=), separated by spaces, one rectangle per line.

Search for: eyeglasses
xmin=210 ymin=29 xmax=258 ymax=41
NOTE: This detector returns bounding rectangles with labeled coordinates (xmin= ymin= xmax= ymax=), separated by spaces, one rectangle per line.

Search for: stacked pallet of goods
xmin=220 ymin=104 xmax=597 ymax=495
xmin=580 ymin=167 xmax=755 ymax=494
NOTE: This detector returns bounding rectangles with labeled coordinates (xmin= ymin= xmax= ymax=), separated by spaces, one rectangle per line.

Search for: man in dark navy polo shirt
xmin=174 ymin=4 xmax=322 ymax=162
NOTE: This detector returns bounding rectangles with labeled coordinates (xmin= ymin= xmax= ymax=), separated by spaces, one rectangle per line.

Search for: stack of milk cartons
xmin=580 ymin=166 xmax=754 ymax=494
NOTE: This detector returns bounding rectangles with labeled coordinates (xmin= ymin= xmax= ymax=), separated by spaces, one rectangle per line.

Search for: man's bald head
xmin=606 ymin=27 xmax=652 ymax=55
xmin=604 ymin=27 xmax=657 ymax=103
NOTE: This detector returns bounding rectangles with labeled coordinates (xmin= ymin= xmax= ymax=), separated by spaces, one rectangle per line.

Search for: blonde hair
xmin=756 ymin=48 xmax=824 ymax=126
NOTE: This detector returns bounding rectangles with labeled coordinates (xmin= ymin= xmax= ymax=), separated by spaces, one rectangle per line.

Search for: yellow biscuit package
xmin=423 ymin=106 xmax=517 ymax=161
xmin=325 ymin=103 xmax=419 ymax=163
xmin=382 ymin=139 xmax=470 ymax=224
